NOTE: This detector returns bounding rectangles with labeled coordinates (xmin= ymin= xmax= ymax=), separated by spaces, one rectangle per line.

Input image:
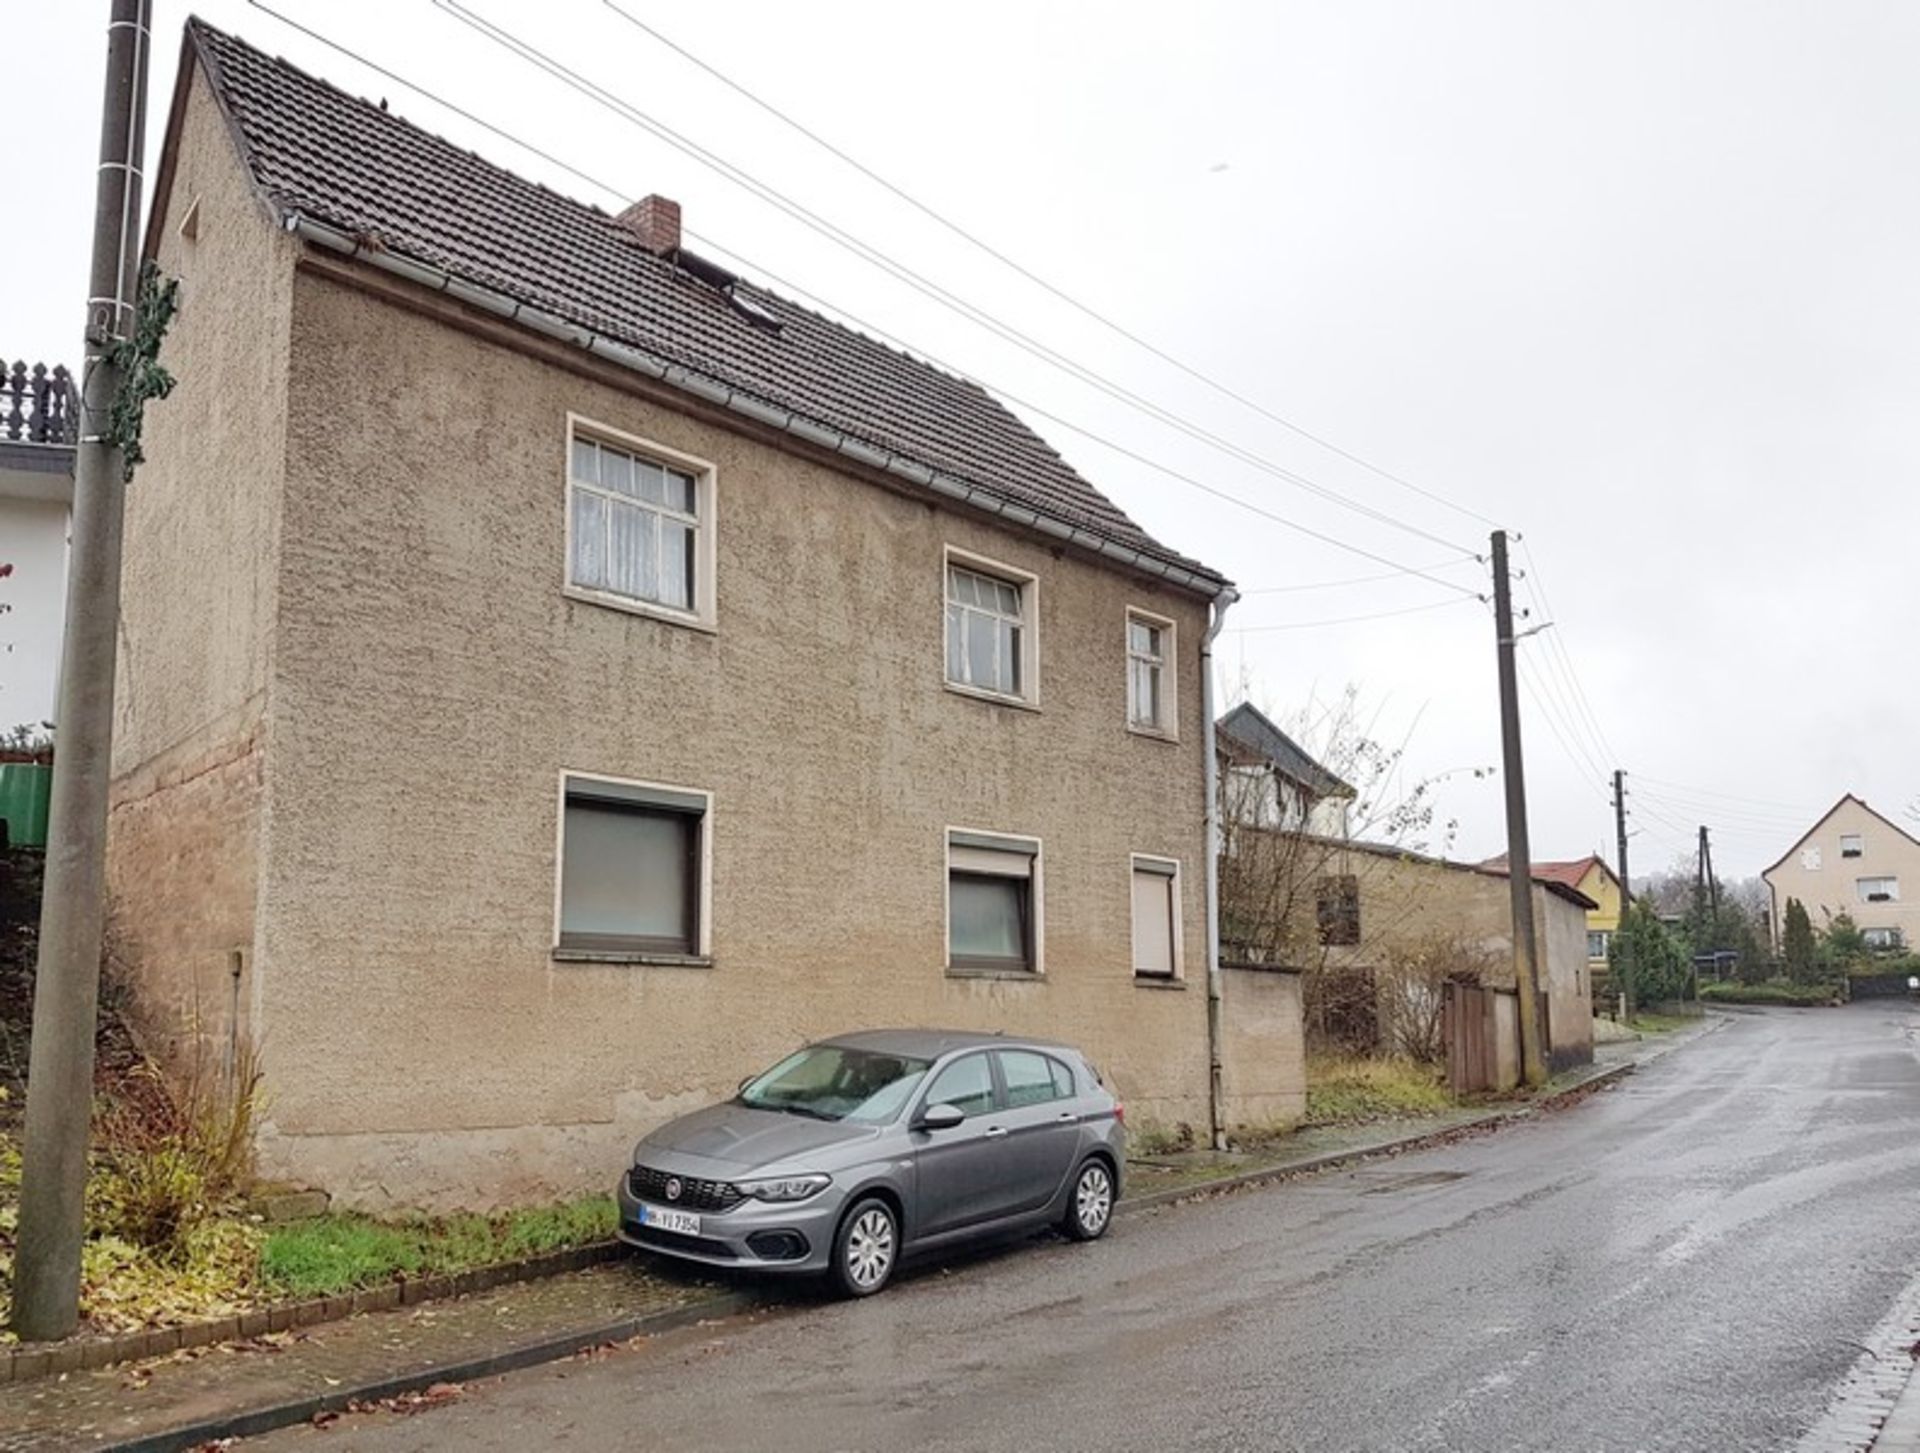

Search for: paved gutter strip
xmin=99 ymin=1292 xmax=759 ymax=1453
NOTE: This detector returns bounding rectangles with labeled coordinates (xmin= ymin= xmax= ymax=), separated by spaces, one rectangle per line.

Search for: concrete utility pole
xmin=13 ymin=0 xmax=152 ymax=1342
xmin=1613 ymin=769 xmax=1634 ymax=1020
xmin=1490 ymin=531 xmax=1547 ymax=1087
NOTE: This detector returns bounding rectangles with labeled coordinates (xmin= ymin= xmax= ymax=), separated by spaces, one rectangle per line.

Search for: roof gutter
xmin=283 ymin=213 xmax=1227 ymax=597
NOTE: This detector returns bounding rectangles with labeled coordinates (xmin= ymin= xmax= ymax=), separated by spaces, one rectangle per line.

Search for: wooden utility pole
xmin=1613 ymin=769 xmax=1634 ymax=1020
xmin=1490 ymin=531 xmax=1547 ymax=1086
xmin=13 ymin=0 xmax=152 ymax=1341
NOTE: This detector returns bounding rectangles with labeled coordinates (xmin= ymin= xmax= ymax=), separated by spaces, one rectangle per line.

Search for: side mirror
xmin=915 ymin=1102 xmax=966 ymax=1132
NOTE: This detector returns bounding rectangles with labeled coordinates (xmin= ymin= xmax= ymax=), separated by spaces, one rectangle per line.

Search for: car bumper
xmin=615 ymin=1173 xmax=844 ymax=1275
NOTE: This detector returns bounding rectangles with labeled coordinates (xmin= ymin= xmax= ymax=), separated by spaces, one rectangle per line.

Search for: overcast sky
xmin=5 ymin=1 xmax=1916 ymax=877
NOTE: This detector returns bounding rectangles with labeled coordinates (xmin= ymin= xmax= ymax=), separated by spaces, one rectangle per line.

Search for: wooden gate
xmin=1444 ymin=981 xmax=1496 ymax=1094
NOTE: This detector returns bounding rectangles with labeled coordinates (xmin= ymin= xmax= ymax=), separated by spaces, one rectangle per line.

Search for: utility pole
xmin=1702 ymin=826 xmax=1720 ymax=923
xmin=13 ymin=0 xmax=152 ymax=1342
xmin=1490 ymin=531 xmax=1547 ymax=1087
xmin=1613 ymin=769 xmax=1633 ymax=1020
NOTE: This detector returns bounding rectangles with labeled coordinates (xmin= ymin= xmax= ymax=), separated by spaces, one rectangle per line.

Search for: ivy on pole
xmin=106 ymin=260 xmax=180 ymax=482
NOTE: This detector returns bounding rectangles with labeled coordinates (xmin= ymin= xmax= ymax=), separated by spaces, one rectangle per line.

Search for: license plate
xmin=638 ymin=1203 xmax=701 ymax=1236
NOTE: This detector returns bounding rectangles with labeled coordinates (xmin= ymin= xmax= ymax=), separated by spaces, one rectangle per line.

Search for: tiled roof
xmin=182 ymin=21 xmax=1224 ymax=589
xmin=1481 ymin=854 xmax=1611 ymax=895
xmin=1214 ymin=703 xmax=1355 ymax=799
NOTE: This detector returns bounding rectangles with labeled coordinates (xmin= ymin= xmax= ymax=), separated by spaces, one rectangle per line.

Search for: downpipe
xmin=1202 ymin=586 xmax=1239 ymax=1152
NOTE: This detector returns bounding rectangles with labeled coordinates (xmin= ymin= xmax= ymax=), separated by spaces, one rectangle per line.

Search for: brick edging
xmin=0 ymin=1239 xmax=627 ymax=1387
xmin=1120 ymin=1059 xmax=1638 ymax=1216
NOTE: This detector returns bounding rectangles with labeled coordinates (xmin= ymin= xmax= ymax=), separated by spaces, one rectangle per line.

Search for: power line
xmin=1630 ymin=774 xmax=1824 ymax=815
xmin=1516 ymin=652 xmax=1609 ymax=791
xmin=1514 ymin=663 xmax=1611 ymax=812
xmin=429 ymin=0 xmax=1483 ymax=560
xmin=1519 ymin=538 xmax=1619 ymax=769
xmin=243 ymin=1 xmax=1486 ymax=597
xmin=597 ymin=0 xmax=1505 ymax=534
xmin=1239 ymin=560 xmax=1482 ymax=594
xmin=1226 ymin=596 xmax=1485 ymax=633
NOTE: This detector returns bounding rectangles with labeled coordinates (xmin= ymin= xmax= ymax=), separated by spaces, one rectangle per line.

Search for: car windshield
xmin=737 ymin=1045 xmax=933 ymax=1124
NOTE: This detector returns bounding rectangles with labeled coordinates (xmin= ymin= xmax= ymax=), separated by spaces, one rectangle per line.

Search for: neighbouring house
xmin=1763 ymin=796 xmax=1920 ymax=955
xmin=1216 ymin=702 xmax=1355 ymax=838
xmin=105 ymin=21 xmax=1300 ymax=1209
xmin=1218 ymin=725 xmax=1593 ymax=1073
xmin=1484 ymin=854 xmax=1622 ymax=974
xmin=0 ymin=360 xmax=74 ymax=739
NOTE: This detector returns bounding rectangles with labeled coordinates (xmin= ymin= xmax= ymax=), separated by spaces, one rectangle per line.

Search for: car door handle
xmin=1056 ymin=1112 xmax=1076 ymax=1123
xmin=984 ymin=1126 xmax=1008 ymax=1138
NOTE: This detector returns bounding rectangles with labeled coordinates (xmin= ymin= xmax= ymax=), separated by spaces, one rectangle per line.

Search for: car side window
xmin=925 ymin=1053 xmax=996 ymax=1117
xmin=1049 ymin=1057 xmax=1077 ymax=1100
xmin=998 ymin=1050 xmax=1067 ymax=1109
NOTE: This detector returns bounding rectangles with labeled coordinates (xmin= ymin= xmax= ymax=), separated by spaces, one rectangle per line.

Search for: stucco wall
xmin=1219 ymin=967 xmax=1307 ymax=1130
xmin=1491 ymin=990 xmax=1519 ymax=1091
xmin=106 ymin=66 xmax=294 ymax=1070
xmin=1316 ymin=848 xmax=1591 ymax=1065
xmin=1764 ymin=798 xmax=1920 ymax=952
xmin=249 ymin=263 xmax=1219 ymax=1208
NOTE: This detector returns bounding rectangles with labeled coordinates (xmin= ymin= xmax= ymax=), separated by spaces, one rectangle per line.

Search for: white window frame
xmin=1125 ymin=607 xmax=1178 ymax=739
xmin=1840 ymin=834 xmax=1864 ymax=859
xmin=1858 ymin=876 xmax=1900 ymax=903
xmin=1129 ymin=853 xmax=1185 ymax=980
xmin=1586 ymin=929 xmax=1612 ymax=961
xmin=942 ymin=546 xmax=1040 ymax=709
xmin=1863 ymin=926 xmax=1902 ymax=950
xmin=563 ymin=414 xmax=718 ymax=631
xmin=944 ymin=827 xmax=1044 ymax=976
xmin=552 ymin=770 xmax=714 ymax=962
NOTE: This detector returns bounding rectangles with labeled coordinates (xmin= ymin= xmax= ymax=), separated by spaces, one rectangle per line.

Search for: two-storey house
xmin=1764 ymin=796 xmax=1920 ymax=954
xmin=104 ymin=22 xmax=1286 ymax=1209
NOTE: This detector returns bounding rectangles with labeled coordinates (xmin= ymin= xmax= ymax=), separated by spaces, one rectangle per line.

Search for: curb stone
xmin=96 ymin=1290 xmax=758 ymax=1453
xmin=1120 ymin=1058 xmax=1638 ymax=1216
xmin=0 ymin=1241 xmax=626 ymax=1388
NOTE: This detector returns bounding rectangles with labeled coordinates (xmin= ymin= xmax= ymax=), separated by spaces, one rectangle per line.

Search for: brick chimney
xmin=618 ymin=194 xmax=681 ymax=255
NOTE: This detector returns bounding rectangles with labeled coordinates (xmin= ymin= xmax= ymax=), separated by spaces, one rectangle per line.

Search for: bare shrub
xmin=1377 ymin=933 xmax=1501 ymax=1064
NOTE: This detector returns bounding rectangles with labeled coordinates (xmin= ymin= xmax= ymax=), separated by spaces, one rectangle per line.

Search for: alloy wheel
xmin=1076 ymin=1163 xmax=1113 ymax=1236
xmin=845 ymin=1206 xmax=896 ymax=1291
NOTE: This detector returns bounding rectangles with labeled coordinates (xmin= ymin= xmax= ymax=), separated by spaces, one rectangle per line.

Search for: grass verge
xmin=1304 ymin=1054 xmax=1455 ymax=1126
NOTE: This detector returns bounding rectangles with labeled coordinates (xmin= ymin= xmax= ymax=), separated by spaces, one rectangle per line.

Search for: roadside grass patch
xmin=1700 ymin=979 xmax=1842 ymax=1007
xmin=1304 ymin=1055 xmax=1453 ymax=1126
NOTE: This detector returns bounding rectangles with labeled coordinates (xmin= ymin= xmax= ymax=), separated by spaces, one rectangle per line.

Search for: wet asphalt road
xmin=256 ymin=1003 xmax=1920 ymax=1452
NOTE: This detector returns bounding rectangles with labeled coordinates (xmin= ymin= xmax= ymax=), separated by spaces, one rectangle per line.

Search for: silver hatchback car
xmin=615 ymin=1029 xmax=1126 ymax=1296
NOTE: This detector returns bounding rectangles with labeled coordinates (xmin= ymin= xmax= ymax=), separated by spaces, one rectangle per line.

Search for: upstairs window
xmin=1858 ymin=876 xmax=1900 ymax=904
xmin=945 ymin=552 xmax=1037 ymax=703
xmin=1840 ymin=834 xmax=1864 ymax=858
xmin=567 ymin=424 xmax=714 ymax=626
xmin=1317 ymin=874 xmax=1361 ymax=947
xmin=1127 ymin=610 xmax=1176 ymax=735
xmin=1587 ymin=930 xmax=1612 ymax=960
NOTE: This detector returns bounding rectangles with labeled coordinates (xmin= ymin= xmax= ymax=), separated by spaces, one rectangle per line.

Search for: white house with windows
xmin=1763 ymin=795 xmax=1920 ymax=956
xmin=1216 ymin=702 xmax=1355 ymax=838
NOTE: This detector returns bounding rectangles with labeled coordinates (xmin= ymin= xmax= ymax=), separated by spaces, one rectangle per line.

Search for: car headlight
xmin=734 ymin=1173 xmax=831 ymax=1202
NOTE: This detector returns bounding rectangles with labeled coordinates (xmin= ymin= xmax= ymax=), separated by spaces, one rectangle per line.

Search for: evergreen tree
xmin=1782 ymin=898 xmax=1818 ymax=984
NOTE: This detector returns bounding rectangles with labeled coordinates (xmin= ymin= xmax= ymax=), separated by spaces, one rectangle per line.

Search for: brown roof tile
xmin=184 ymin=21 xmax=1225 ymax=589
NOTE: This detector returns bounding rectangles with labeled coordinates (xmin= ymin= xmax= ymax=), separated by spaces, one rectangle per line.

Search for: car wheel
xmin=1063 ymin=1157 xmax=1115 ymax=1241
xmin=831 ymin=1197 xmax=900 ymax=1298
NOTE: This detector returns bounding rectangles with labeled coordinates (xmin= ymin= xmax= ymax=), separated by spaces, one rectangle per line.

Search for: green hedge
xmin=1699 ymin=979 xmax=1842 ymax=1007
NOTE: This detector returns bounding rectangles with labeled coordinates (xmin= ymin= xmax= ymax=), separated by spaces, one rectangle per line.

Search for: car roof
xmin=819 ymin=1028 xmax=1078 ymax=1060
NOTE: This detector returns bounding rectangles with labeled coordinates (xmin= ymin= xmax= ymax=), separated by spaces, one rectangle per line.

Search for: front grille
xmin=629 ymin=1225 xmax=738 ymax=1260
xmin=629 ymin=1165 xmax=744 ymax=1213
